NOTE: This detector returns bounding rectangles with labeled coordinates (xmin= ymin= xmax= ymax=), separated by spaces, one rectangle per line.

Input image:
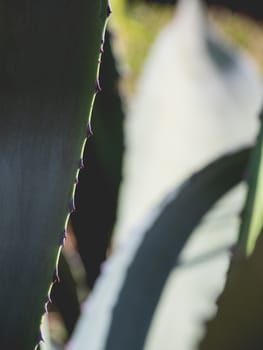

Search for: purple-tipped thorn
xmin=59 ymin=229 xmax=67 ymax=246
xmin=69 ymin=197 xmax=76 ymax=213
xmin=100 ymin=39 xmax=105 ymax=53
xmin=52 ymin=268 xmax=60 ymax=284
xmin=36 ymin=331 xmax=44 ymax=344
xmin=106 ymin=1 xmax=112 ymax=17
xmin=44 ymin=302 xmax=49 ymax=314
xmin=47 ymin=290 xmax=53 ymax=306
xmin=45 ymin=294 xmax=52 ymax=304
xmin=95 ymin=78 xmax=102 ymax=94
xmin=78 ymin=157 xmax=84 ymax=169
xmin=86 ymin=123 xmax=94 ymax=138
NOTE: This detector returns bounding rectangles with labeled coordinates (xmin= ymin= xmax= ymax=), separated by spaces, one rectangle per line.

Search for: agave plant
xmin=1 ymin=0 xmax=263 ymax=349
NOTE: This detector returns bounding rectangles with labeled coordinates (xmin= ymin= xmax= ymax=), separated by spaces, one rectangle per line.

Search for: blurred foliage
xmin=199 ymin=230 xmax=263 ymax=350
xmin=104 ymin=148 xmax=249 ymax=350
xmin=130 ymin=0 xmax=263 ymax=21
xmin=198 ymin=108 xmax=263 ymax=349
xmin=238 ymin=110 xmax=263 ymax=256
xmin=109 ymin=0 xmax=173 ymax=96
xmin=109 ymin=0 xmax=263 ymax=97
xmin=210 ymin=9 xmax=263 ymax=73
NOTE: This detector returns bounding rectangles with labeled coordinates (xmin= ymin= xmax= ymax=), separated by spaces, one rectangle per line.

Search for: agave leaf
xmin=198 ymin=108 xmax=263 ymax=349
xmin=71 ymin=30 xmax=124 ymax=288
xmin=68 ymin=148 xmax=249 ymax=350
xmin=0 ymin=1 xmax=108 ymax=348
xmin=238 ymin=109 xmax=263 ymax=256
xmin=113 ymin=0 xmax=262 ymax=247
xmin=199 ymin=229 xmax=263 ymax=350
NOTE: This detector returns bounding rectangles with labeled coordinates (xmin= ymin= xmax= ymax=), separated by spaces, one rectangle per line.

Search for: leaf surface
xmin=0 ymin=1 xmax=108 ymax=348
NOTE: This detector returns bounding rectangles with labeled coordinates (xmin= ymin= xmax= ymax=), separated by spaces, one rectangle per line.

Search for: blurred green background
xmin=109 ymin=0 xmax=263 ymax=98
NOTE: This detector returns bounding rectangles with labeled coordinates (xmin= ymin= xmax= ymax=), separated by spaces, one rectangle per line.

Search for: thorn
xmin=47 ymin=290 xmax=53 ymax=305
xmin=100 ymin=39 xmax=105 ymax=53
xmin=86 ymin=122 xmax=93 ymax=138
xmin=55 ymin=263 xmax=60 ymax=283
xmin=106 ymin=1 xmax=112 ymax=17
xmin=44 ymin=302 xmax=49 ymax=314
xmin=59 ymin=229 xmax=67 ymax=246
xmin=46 ymin=294 xmax=52 ymax=304
xmin=95 ymin=78 xmax=102 ymax=94
xmin=69 ymin=197 xmax=76 ymax=214
xmin=36 ymin=331 xmax=44 ymax=344
xmin=52 ymin=271 xmax=57 ymax=283
xmin=78 ymin=157 xmax=84 ymax=169
xmin=74 ymin=176 xmax=79 ymax=185
xmin=52 ymin=268 xmax=60 ymax=284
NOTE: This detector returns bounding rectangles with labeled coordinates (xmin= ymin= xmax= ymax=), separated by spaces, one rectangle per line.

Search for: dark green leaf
xmin=0 ymin=1 xmax=108 ymax=348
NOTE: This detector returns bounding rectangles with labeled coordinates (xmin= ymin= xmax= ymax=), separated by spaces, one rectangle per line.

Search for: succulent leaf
xmin=0 ymin=1 xmax=108 ymax=348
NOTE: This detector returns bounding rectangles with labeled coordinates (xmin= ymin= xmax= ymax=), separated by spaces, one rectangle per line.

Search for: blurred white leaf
xmin=114 ymin=0 xmax=262 ymax=245
xmin=144 ymin=183 xmax=246 ymax=350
